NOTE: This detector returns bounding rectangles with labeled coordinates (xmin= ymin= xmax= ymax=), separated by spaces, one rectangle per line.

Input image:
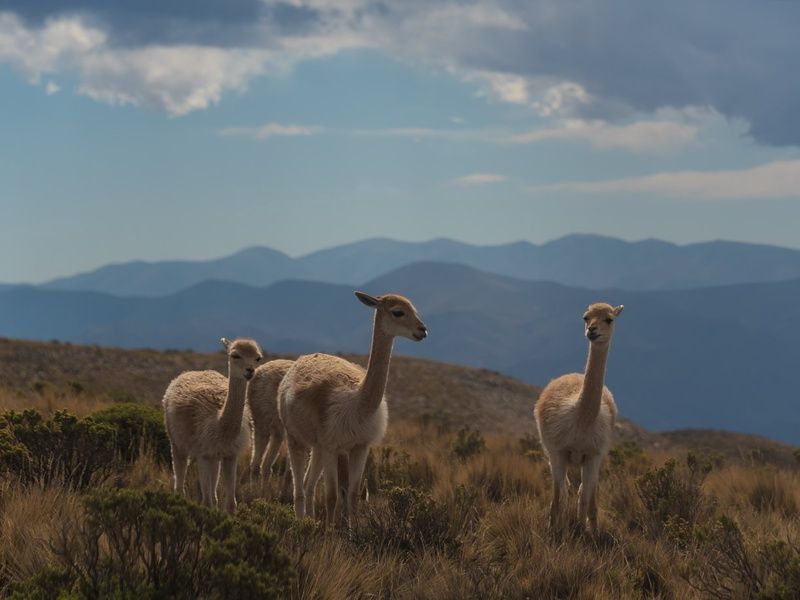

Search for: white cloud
xmin=217 ymin=115 xmax=699 ymax=151
xmin=528 ymin=160 xmax=800 ymax=200
xmin=509 ymin=118 xmax=699 ymax=151
xmin=0 ymin=12 xmax=362 ymax=116
xmin=218 ymin=122 xmax=320 ymax=140
xmin=77 ymin=46 xmax=271 ymax=115
xmin=347 ymin=115 xmax=700 ymax=152
xmin=0 ymin=13 xmax=104 ymax=82
xmin=44 ymin=80 xmax=60 ymax=95
xmin=452 ymin=173 xmax=507 ymax=186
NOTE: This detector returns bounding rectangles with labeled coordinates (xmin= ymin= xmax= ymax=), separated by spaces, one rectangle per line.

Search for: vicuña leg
xmin=261 ymin=429 xmax=285 ymax=477
xmin=579 ymin=455 xmax=602 ymax=533
xmin=322 ymin=451 xmax=340 ymax=527
xmin=303 ymin=446 xmax=324 ymax=519
xmin=287 ymin=435 xmax=309 ymax=518
xmin=197 ymin=457 xmax=220 ymax=508
xmin=171 ymin=447 xmax=189 ymax=496
xmin=220 ymin=456 xmax=238 ymax=513
xmin=251 ymin=429 xmax=269 ymax=477
xmin=549 ymin=452 xmax=568 ymax=530
xmin=346 ymin=444 xmax=369 ymax=524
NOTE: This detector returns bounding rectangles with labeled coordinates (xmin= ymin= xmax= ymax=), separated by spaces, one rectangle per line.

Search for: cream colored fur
xmin=534 ymin=302 xmax=623 ymax=533
xmin=278 ymin=291 xmax=427 ymax=525
xmin=247 ymin=359 xmax=294 ymax=477
xmin=163 ymin=337 xmax=263 ymax=512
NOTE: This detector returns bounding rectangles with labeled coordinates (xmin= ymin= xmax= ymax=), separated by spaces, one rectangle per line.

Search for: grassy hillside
xmin=2 ymin=338 xmax=800 ymax=598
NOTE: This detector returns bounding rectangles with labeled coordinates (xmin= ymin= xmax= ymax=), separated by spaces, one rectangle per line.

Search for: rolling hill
xmin=36 ymin=234 xmax=800 ymax=296
xmin=1 ymin=337 xmax=796 ymax=466
xmin=1 ymin=262 xmax=797 ymax=443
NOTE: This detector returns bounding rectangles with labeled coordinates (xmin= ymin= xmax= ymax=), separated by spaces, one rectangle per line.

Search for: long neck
xmin=577 ymin=342 xmax=610 ymax=426
xmin=358 ymin=313 xmax=395 ymax=418
xmin=219 ymin=370 xmax=248 ymax=438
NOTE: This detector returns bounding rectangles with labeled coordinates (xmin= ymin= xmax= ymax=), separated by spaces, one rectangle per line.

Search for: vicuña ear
xmin=613 ymin=305 xmax=624 ymax=316
xmin=220 ymin=337 xmax=231 ymax=350
xmin=354 ymin=291 xmax=380 ymax=308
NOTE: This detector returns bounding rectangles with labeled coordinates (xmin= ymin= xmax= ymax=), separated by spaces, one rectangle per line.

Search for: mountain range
xmin=2 ymin=260 xmax=797 ymax=444
xmin=34 ymin=234 xmax=800 ymax=296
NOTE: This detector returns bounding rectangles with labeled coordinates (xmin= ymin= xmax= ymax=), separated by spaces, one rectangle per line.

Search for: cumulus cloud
xmin=0 ymin=10 xmax=362 ymax=115
xmin=218 ymin=122 xmax=320 ymax=140
xmin=2 ymin=1 xmax=800 ymax=145
xmin=528 ymin=160 xmax=800 ymax=200
xmin=452 ymin=173 xmax=507 ymax=186
xmin=44 ymin=81 xmax=61 ymax=95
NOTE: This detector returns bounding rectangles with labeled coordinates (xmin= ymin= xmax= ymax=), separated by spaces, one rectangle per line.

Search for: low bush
xmin=451 ymin=426 xmax=485 ymax=461
xmin=0 ymin=409 xmax=117 ymax=489
xmin=9 ymin=489 xmax=293 ymax=600
xmin=354 ymin=486 xmax=461 ymax=556
xmin=91 ymin=403 xmax=171 ymax=466
xmin=636 ymin=453 xmax=711 ymax=537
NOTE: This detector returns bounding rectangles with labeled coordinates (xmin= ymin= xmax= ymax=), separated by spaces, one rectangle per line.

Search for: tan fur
xmin=534 ymin=302 xmax=623 ymax=533
xmin=278 ymin=292 xmax=427 ymax=525
xmin=163 ymin=337 xmax=263 ymax=512
xmin=247 ymin=359 xmax=294 ymax=477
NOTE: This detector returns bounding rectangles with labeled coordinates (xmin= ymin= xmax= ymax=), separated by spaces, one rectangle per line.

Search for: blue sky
xmin=1 ymin=0 xmax=800 ymax=283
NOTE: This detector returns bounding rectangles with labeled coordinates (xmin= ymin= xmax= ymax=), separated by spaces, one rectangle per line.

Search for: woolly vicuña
xmin=534 ymin=303 xmax=623 ymax=533
xmin=247 ymin=359 xmax=294 ymax=477
xmin=278 ymin=291 xmax=427 ymax=525
xmin=163 ymin=337 xmax=263 ymax=512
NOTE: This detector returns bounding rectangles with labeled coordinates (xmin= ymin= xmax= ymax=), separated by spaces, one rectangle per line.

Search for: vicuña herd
xmin=162 ymin=290 xmax=623 ymax=533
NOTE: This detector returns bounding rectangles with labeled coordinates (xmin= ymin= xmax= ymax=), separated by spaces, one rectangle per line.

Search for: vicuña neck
xmin=358 ymin=313 xmax=394 ymax=419
xmin=577 ymin=342 xmax=610 ymax=426
xmin=219 ymin=372 xmax=248 ymax=439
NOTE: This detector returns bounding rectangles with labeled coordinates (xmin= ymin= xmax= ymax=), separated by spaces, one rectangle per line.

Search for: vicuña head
xmin=221 ymin=337 xmax=263 ymax=381
xmin=354 ymin=291 xmax=428 ymax=341
xmin=582 ymin=303 xmax=623 ymax=345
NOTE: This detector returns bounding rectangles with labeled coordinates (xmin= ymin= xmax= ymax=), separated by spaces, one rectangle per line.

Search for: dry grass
xmin=2 ymin=408 xmax=800 ymax=599
xmin=3 ymin=338 xmax=800 ymax=598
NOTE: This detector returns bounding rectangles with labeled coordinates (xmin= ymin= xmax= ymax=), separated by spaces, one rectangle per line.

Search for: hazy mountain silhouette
xmin=38 ymin=235 xmax=800 ymax=296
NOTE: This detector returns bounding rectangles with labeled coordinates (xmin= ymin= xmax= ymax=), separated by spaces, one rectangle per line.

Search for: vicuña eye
xmin=256 ymin=356 xmax=262 ymax=362
xmin=391 ymin=310 xmax=405 ymax=317
xmin=605 ymin=318 xmax=614 ymax=325
xmin=231 ymin=354 xmax=241 ymax=359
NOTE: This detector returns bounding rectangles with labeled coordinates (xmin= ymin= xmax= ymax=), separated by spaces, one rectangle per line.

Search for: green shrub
xmin=451 ymin=426 xmax=485 ymax=461
xmin=91 ymin=403 xmax=171 ymax=466
xmin=354 ymin=486 xmax=460 ymax=556
xmin=363 ymin=445 xmax=435 ymax=493
xmin=0 ymin=409 xmax=117 ymax=489
xmin=106 ymin=390 xmax=139 ymax=404
xmin=635 ymin=454 xmax=711 ymax=536
xmin=608 ymin=439 xmax=650 ymax=473
xmin=9 ymin=489 xmax=293 ymax=600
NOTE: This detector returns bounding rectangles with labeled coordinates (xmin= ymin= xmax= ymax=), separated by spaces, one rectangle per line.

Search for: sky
xmin=1 ymin=0 xmax=800 ymax=283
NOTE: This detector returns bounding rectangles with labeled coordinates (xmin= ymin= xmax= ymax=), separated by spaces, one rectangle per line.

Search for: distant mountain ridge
xmin=36 ymin=234 xmax=800 ymax=296
xmin=1 ymin=261 xmax=797 ymax=444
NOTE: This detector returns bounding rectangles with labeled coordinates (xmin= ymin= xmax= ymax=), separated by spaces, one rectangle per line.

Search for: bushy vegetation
xmin=0 ymin=404 xmax=170 ymax=490
xmin=0 ymin=409 xmax=117 ymax=489
xmin=8 ymin=488 xmax=293 ymax=599
xmin=91 ymin=402 xmax=171 ymax=466
xmin=3 ymin=397 xmax=800 ymax=599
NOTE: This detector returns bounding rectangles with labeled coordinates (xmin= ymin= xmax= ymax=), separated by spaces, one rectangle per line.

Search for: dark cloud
xmin=2 ymin=0 xmax=322 ymax=46
xmin=445 ymin=0 xmax=800 ymax=145
xmin=2 ymin=0 xmax=800 ymax=145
